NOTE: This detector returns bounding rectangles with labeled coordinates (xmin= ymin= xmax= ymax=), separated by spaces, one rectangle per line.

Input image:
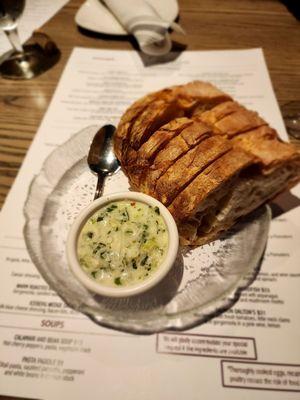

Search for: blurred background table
xmin=0 ymin=0 xmax=299 ymax=211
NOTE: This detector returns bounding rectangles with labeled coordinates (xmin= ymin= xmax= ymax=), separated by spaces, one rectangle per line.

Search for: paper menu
xmin=0 ymin=0 xmax=69 ymax=56
xmin=0 ymin=48 xmax=300 ymax=399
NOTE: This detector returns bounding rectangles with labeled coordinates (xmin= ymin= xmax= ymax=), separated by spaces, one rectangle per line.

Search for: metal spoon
xmin=87 ymin=124 xmax=120 ymax=200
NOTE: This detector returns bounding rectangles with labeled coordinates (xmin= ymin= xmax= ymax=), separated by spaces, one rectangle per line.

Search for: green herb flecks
xmin=122 ymin=208 xmax=130 ymax=222
xmin=141 ymin=255 xmax=149 ymax=266
xmin=114 ymin=277 xmax=122 ymax=285
xmin=106 ymin=204 xmax=118 ymax=213
xmin=92 ymin=242 xmax=106 ymax=254
xmin=100 ymin=251 xmax=106 ymax=259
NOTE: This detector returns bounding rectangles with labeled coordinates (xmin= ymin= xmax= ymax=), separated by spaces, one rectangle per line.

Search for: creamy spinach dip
xmin=77 ymin=200 xmax=169 ymax=287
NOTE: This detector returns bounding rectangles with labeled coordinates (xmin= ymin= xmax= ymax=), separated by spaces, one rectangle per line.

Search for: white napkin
xmin=102 ymin=0 xmax=184 ymax=56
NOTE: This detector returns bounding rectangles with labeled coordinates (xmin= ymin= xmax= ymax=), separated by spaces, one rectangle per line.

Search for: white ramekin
xmin=66 ymin=191 xmax=179 ymax=297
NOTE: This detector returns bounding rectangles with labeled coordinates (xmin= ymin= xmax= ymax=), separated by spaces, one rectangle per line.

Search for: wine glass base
xmin=0 ymin=41 xmax=60 ymax=80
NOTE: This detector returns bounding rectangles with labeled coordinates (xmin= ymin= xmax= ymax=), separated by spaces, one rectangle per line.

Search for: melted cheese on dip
xmin=77 ymin=200 xmax=169 ymax=287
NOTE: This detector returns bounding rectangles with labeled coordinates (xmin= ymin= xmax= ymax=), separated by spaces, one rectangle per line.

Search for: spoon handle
xmin=94 ymin=173 xmax=105 ymax=200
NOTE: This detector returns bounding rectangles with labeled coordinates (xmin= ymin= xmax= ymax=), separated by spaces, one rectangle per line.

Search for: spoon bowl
xmin=87 ymin=124 xmax=120 ymax=199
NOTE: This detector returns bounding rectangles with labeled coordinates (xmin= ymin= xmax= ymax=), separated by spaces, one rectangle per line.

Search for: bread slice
xmin=198 ymin=101 xmax=243 ymax=124
xmin=125 ymin=118 xmax=193 ymax=188
xmin=232 ymin=127 xmax=298 ymax=171
xmin=154 ymin=136 xmax=232 ymax=205
xmin=200 ymin=106 xmax=267 ymax=137
xmin=129 ymin=99 xmax=185 ymax=150
xmin=177 ymin=160 xmax=299 ymax=246
xmin=138 ymin=117 xmax=193 ymax=162
xmin=213 ymin=109 xmax=266 ymax=136
xmin=114 ymin=91 xmax=159 ymax=160
xmin=143 ymin=120 xmax=212 ymax=193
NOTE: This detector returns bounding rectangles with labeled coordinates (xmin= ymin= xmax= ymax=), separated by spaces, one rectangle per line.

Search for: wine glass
xmin=0 ymin=0 xmax=60 ymax=79
xmin=281 ymin=101 xmax=300 ymax=140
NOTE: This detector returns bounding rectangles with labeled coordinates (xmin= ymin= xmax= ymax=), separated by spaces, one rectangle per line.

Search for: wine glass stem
xmin=3 ymin=26 xmax=23 ymax=53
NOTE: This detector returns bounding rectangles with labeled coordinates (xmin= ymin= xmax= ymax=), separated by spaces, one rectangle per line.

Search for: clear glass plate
xmin=23 ymin=125 xmax=271 ymax=334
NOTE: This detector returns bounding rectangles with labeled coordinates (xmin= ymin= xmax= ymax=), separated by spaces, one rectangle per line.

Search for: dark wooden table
xmin=0 ymin=0 xmax=299 ymax=398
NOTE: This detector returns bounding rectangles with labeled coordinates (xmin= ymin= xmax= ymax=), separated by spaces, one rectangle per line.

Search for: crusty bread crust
xmin=155 ymin=136 xmax=231 ymax=205
xmin=114 ymin=80 xmax=300 ymax=246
